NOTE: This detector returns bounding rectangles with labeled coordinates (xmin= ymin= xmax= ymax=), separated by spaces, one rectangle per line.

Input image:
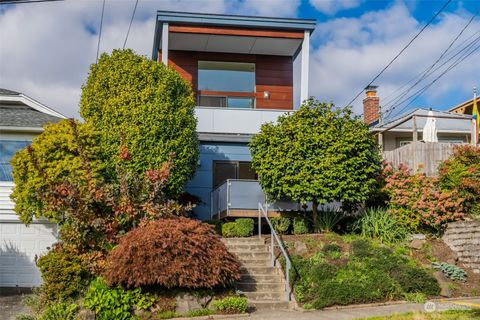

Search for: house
xmin=152 ymin=11 xmax=316 ymax=220
xmin=449 ymin=95 xmax=480 ymax=115
xmin=363 ymin=86 xmax=475 ymax=175
xmin=0 ymin=88 xmax=64 ymax=291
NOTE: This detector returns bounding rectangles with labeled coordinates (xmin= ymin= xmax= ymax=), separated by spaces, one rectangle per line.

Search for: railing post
xmin=258 ymin=205 xmax=261 ymax=239
xmin=286 ymin=259 xmax=291 ymax=301
xmin=271 ymin=231 xmax=275 ymax=267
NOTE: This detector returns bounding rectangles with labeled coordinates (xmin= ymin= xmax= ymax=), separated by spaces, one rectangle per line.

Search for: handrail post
xmin=271 ymin=232 xmax=275 ymax=266
xmin=286 ymin=259 xmax=291 ymax=301
xmin=258 ymin=204 xmax=261 ymax=239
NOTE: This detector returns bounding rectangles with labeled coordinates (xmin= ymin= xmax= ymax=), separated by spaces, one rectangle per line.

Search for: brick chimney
xmin=363 ymin=85 xmax=379 ymax=125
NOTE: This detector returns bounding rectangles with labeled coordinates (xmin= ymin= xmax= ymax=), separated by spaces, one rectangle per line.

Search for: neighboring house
xmin=363 ymin=87 xmax=475 ymax=175
xmin=0 ymin=88 xmax=64 ymax=290
xmin=449 ymin=95 xmax=480 ymax=115
xmin=152 ymin=11 xmax=316 ymax=220
xmin=363 ymin=87 xmax=474 ymax=151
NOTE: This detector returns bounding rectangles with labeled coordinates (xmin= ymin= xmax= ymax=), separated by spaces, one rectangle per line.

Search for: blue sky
xmin=0 ymin=0 xmax=478 ymax=119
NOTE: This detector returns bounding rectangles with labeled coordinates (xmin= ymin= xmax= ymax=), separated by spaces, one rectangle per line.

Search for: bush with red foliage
xmin=103 ymin=217 xmax=241 ymax=289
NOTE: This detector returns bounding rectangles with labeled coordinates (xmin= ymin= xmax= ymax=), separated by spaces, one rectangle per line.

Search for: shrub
xmin=205 ymin=219 xmax=223 ymax=235
xmin=350 ymin=239 xmax=375 ymax=258
xmin=84 ymin=278 xmax=156 ymax=320
xmin=36 ymin=245 xmax=90 ymax=301
xmin=104 ymin=218 xmax=241 ymax=288
xmin=383 ymin=164 xmax=465 ymax=231
xmin=316 ymin=210 xmax=343 ymax=232
xmin=38 ymin=302 xmax=77 ymax=320
xmin=271 ymin=217 xmax=290 ymax=234
xmin=322 ymin=243 xmax=341 ymax=254
xmin=80 ymin=49 xmax=199 ymax=197
xmin=354 ymin=207 xmax=408 ymax=244
xmin=211 ymin=296 xmax=248 ymax=314
xmin=432 ymin=262 xmax=468 ymax=281
xmin=186 ymin=308 xmax=215 ymax=317
xmin=221 ymin=219 xmax=254 ymax=238
xmin=438 ymin=145 xmax=480 ymax=217
xmin=293 ymin=217 xmax=310 ymax=234
xmin=391 ymin=265 xmax=440 ymax=295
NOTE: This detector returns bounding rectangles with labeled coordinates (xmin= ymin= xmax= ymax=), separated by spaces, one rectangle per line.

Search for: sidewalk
xmin=234 ymin=298 xmax=480 ymax=320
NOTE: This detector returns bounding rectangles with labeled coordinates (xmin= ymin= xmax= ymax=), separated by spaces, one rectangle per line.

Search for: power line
xmin=345 ymin=0 xmax=452 ymax=109
xmin=96 ymin=0 xmax=106 ymax=63
xmin=0 ymin=0 xmax=63 ymax=4
xmin=382 ymin=10 xmax=479 ymax=117
xmin=388 ymin=41 xmax=480 ymax=118
xmin=123 ymin=0 xmax=139 ymax=49
xmin=383 ymin=33 xmax=480 ymax=119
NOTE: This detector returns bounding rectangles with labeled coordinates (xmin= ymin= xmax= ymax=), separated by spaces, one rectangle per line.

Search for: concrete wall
xmin=382 ymin=131 xmax=470 ymax=151
xmin=185 ymin=141 xmax=251 ymax=220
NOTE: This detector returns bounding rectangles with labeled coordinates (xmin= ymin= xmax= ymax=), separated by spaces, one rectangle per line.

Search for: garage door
xmin=0 ymin=222 xmax=58 ymax=287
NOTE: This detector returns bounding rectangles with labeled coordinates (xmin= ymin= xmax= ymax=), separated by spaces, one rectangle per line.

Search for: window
xmin=0 ymin=140 xmax=30 ymax=181
xmin=213 ymin=161 xmax=257 ymax=188
xmin=198 ymin=61 xmax=255 ymax=108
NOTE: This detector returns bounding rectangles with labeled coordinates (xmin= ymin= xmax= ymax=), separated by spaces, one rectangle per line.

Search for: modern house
xmin=0 ymin=88 xmax=64 ymax=290
xmin=449 ymin=95 xmax=480 ymax=115
xmin=152 ymin=11 xmax=316 ymax=220
xmin=363 ymin=86 xmax=475 ymax=175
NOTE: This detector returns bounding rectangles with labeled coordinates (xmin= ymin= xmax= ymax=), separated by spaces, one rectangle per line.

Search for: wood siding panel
xmin=165 ymin=50 xmax=293 ymax=110
xmin=169 ymin=25 xmax=304 ymax=39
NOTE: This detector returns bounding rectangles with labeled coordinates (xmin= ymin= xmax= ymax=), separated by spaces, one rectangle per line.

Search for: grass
xmin=358 ymin=309 xmax=480 ymax=320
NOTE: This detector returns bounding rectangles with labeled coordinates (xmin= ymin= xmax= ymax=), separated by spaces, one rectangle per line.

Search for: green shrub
xmin=350 ymin=239 xmax=375 ymax=258
xmin=392 ymin=265 xmax=440 ymax=295
xmin=402 ymin=292 xmax=427 ymax=303
xmin=205 ymin=219 xmax=223 ymax=235
xmin=16 ymin=315 xmax=36 ymax=320
xmin=211 ymin=296 xmax=248 ymax=314
xmin=236 ymin=218 xmax=254 ymax=237
xmin=222 ymin=219 xmax=254 ymax=237
xmin=80 ymin=49 xmax=199 ymax=198
xmin=316 ymin=210 xmax=343 ymax=232
xmin=38 ymin=302 xmax=77 ymax=320
xmin=84 ymin=278 xmax=156 ymax=320
xmin=157 ymin=310 xmax=180 ymax=319
xmin=37 ymin=245 xmax=89 ymax=301
xmin=322 ymin=243 xmax=341 ymax=254
xmin=293 ymin=217 xmax=310 ymax=234
xmin=432 ymin=262 xmax=468 ymax=281
xmin=186 ymin=308 xmax=215 ymax=317
xmin=271 ymin=217 xmax=290 ymax=234
xmin=354 ymin=207 xmax=408 ymax=244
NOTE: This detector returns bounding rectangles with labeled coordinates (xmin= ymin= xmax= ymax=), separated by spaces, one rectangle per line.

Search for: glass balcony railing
xmin=210 ymin=179 xmax=304 ymax=218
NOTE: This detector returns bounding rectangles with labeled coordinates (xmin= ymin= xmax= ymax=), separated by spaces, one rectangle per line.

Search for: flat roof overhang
xmin=152 ymin=11 xmax=316 ymax=60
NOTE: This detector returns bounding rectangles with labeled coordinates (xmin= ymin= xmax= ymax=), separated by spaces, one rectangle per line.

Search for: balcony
xmin=211 ymin=179 xmax=303 ymax=219
xmin=195 ymin=107 xmax=291 ymax=135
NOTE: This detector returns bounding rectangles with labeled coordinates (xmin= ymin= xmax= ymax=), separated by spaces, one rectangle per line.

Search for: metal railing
xmin=258 ymin=202 xmax=292 ymax=301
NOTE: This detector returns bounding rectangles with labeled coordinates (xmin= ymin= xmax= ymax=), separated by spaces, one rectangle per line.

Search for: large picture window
xmin=198 ymin=61 xmax=255 ymax=109
xmin=0 ymin=140 xmax=30 ymax=181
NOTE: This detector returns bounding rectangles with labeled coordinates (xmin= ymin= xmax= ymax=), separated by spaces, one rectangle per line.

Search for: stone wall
xmin=442 ymin=220 xmax=480 ymax=274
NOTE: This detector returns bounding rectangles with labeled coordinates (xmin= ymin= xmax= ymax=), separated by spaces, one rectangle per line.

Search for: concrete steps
xmin=442 ymin=221 xmax=480 ymax=274
xmin=222 ymin=237 xmax=290 ymax=310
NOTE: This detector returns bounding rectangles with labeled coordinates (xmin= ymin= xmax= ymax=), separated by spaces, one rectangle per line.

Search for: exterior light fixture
xmin=263 ymin=91 xmax=270 ymax=99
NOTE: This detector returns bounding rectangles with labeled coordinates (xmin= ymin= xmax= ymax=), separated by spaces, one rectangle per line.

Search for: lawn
xmin=359 ymin=309 xmax=480 ymax=320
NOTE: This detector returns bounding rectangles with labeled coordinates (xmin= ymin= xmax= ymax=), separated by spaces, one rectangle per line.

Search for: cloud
xmin=308 ymin=2 xmax=480 ymax=117
xmin=309 ymin=0 xmax=361 ymax=15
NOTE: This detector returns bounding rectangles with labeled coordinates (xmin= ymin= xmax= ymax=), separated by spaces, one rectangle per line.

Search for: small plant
xmin=222 ymin=218 xmax=254 ymax=238
xmin=157 ymin=310 xmax=180 ymax=319
xmin=16 ymin=315 xmax=36 ymax=320
xmin=186 ymin=308 xmax=215 ymax=317
xmin=38 ymin=302 xmax=78 ymax=320
xmin=432 ymin=262 xmax=467 ymax=281
xmin=316 ymin=210 xmax=343 ymax=232
xmin=211 ymin=296 xmax=248 ymax=314
xmin=403 ymin=292 xmax=426 ymax=303
xmin=271 ymin=216 xmax=290 ymax=234
xmin=354 ymin=207 xmax=408 ymax=244
xmin=293 ymin=217 xmax=310 ymax=234
xmin=448 ymin=283 xmax=459 ymax=293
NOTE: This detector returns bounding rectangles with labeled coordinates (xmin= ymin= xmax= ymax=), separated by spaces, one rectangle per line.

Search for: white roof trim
xmin=0 ymin=94 xmax=66 ymax=119
xmin=0 ymin=126 xmax=44 ymax=132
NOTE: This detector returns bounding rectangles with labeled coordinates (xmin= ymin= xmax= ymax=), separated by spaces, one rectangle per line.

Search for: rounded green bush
xmin=212 ymin=296 xmax=248 ymax=314
xmin=392 ymin=265 xmax=441 ymax=295
xmin=271 ymin=217 xmax=290 ymax=234
xmin=293 ymin=217 xmax=310 ymax=234
xmin=80 ymin=49 xmax=199 ymax=197
xmin=221 ymin=222 xmax=238 ymax=238
xmin=235 ymin=218 xmax=254 ymax=237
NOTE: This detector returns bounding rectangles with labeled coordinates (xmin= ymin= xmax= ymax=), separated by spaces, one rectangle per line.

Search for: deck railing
xmin=210 ymin=179 xmax=303 ymax=218
xmin=258 ymin=202 xmax=292 ymax=301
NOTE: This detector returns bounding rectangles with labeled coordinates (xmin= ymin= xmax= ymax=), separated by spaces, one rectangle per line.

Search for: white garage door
xmin=0 ymin=222 xmax=58 ymax=287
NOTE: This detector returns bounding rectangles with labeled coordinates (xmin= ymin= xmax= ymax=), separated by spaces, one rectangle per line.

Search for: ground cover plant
xmin=354 ymin=207 xmax=408 ymax=244
xmin=359 ymin=310 xmax=480 ymax=320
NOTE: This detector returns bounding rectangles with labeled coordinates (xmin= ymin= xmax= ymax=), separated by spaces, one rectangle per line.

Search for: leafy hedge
xmin=104 ymin=218 xmax=240 ymax=288
xmin=222 ymin=218 xmax=254 ymax=237
xmin=211 ymin=296 xmax=248 ymax=314
xmin=290 ymin=239 xmax=440 ymax=309
xmin=271 ymin=217 xmax=290 ymax=234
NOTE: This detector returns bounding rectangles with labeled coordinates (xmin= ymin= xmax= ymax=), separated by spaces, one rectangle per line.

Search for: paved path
xmin=236 ymin=298 xmax=480 ymax=320
xmin=0 ymin=294 xmax=32 ymax=320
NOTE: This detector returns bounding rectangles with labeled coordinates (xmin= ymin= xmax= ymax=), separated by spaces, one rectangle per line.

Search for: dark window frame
xmin=212 ymin=160 xmax=257 ymax=188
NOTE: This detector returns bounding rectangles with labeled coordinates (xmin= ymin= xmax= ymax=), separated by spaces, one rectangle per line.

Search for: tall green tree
xmin=249 ymin=98 xmax=381 ymax=229
xmin=80 ymin=49 xmax=198 ymax=197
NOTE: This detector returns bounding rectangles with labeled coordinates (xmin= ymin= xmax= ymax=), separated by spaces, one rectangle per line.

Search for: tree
xmin=249 ymin=98 xmax=381 ymax=230
xmin=80 ymin=49 xmax=198 ymax=197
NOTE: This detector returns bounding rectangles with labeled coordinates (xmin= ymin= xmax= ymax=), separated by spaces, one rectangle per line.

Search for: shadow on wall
xmin=0 ymin=241 xmax=39 ymax=295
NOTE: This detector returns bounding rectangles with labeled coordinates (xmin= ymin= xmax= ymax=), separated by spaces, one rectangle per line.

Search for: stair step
xmin=222 ymin=238 xmax=264 ymax=245
xmin=249 ymin=301 xmax=290 ymax=310
xmin=240 ymin=274 xmax=284 ymax=283
xmin=232 ymin=251 xmax=271 ymax=259
xmin=240 ymin=266 xmax=278 ymax=274
xmin=225 ymin=244 xmax=269 ymax=252
xmin=243 ymin=291 xmax=285 ymax=301
xmin=236 ymin=282 xmax=285 ymax=292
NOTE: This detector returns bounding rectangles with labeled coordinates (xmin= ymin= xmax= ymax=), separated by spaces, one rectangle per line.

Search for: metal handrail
xmin=258 ymin=202 xmax=291 ymax=301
